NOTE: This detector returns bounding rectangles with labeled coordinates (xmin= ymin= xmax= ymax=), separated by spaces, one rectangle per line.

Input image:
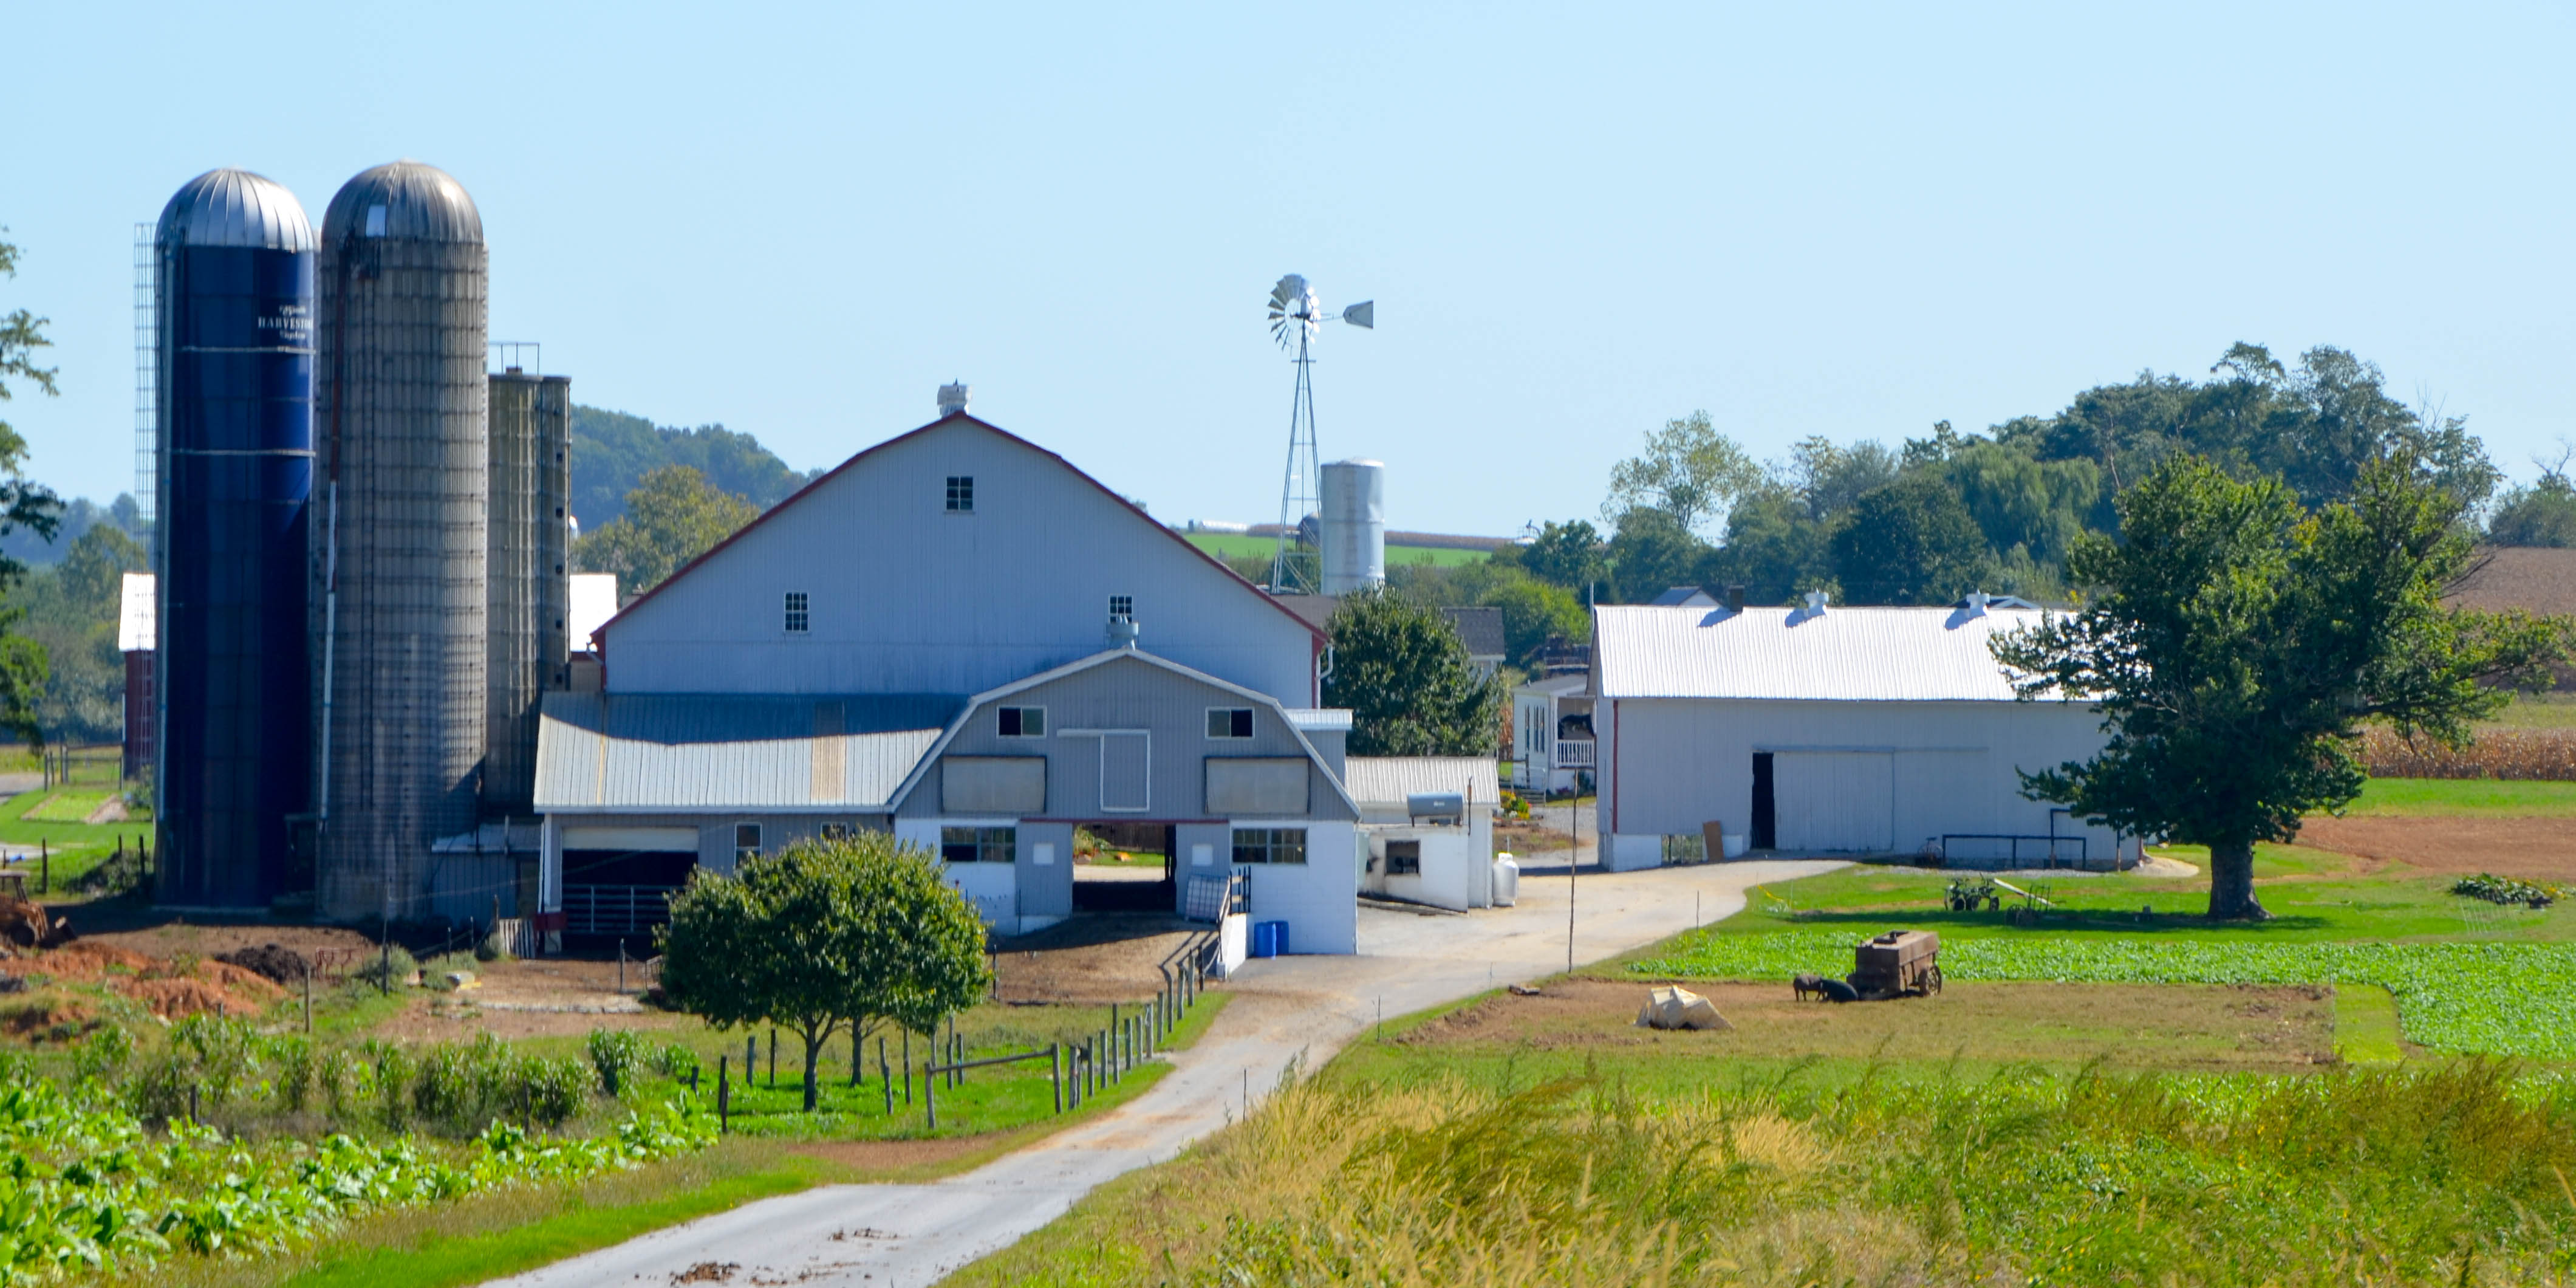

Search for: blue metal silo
xmin=152 ymin=169 xmax=316 ymax=909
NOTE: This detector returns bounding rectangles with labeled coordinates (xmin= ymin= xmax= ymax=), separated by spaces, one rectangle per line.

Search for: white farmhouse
xmin=1592 ymin=594 xmax=2137 ymax=871
xmin=531 ymin=402 xmax=1374 ymax=952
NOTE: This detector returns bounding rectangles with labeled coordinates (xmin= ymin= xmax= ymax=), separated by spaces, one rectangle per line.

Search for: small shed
xmin=1345 ymin=756 xmax=1498 ymax=911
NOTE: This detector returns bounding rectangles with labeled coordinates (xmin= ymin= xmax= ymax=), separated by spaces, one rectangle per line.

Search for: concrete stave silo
xmin=482 ymin=368 xmax=571 ymax=814
xmin=312 ymin=160 xmax=488 ymax=924
xmin=151 ymin=169 xmax=317 ymax=909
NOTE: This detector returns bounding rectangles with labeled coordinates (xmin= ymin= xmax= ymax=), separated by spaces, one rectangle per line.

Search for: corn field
xmin=2359 ymin=727 xmax=2576 ymax=781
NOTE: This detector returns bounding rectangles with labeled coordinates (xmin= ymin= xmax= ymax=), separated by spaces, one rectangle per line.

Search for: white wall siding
xmin=603 ymin=422 xmax=1317 ymax=705
xmin=1603 ymin=697 xmax=2119 ymax=862
xmin=1237 ymin=820 xmax=1359 ymax=954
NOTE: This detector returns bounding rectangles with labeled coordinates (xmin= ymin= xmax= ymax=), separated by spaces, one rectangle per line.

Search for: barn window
xmin=997 ymin=706 xmax=1046 ymax=738
xmin=1109 ymin=595 xmax=1134 ymax=622
xmin=821 ymin=823 xmax=854 ymax=842
xmin=733 ymin=823 xmax=762 ymax=865
xmin=1206 ymin=707 xmax=1254 ymax=739
xmin=946 ymin=476 xmax=974 ymax=512
xmin=1231 ymin=827 xmax=1307 ymax=866
xmin=782 ymin=591 xmax=809 ymax=633
xmin=1385 ymin=840 xmax=1421 ymax=875
xmin=940 ymin=826 xmax=1016 ymax=863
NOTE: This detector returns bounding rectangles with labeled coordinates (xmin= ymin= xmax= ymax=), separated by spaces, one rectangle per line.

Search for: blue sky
xmin=10 ymin=2 xmax=2572 ymax=536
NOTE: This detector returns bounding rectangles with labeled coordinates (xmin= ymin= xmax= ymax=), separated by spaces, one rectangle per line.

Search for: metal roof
xmin=118 ymin=573 xmax=155 ymax=653
xmin=156 ymin=169 xmax=317 ymax=252
xmin=1285 ymin=708 xmax=1353 ymax=733
xmin=1344 ymin=756 xmax=1502 ymax=807
xmin=322 ymin=160 xmax=483 ymax=245
xmin=1593 ymin=604 xmax=2051 ymax=702
xmin=536 ymin=693 xmax=961 ymax=813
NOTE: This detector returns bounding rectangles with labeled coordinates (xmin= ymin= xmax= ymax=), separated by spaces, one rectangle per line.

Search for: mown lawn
xmin=2338 ymin=775 xmax=2576 ymax=816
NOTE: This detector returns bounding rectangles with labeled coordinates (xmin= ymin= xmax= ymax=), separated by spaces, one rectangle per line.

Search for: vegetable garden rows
xmin=1636 ymin=932 xmax=2576 ymax=1061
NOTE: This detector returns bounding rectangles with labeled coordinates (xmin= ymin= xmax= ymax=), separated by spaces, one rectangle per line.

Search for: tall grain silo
xmin=150 ymin=169 xmax=317 ymax=909
xmin=312 ymin=161 xmax=488 ymax=924
xmin=482 ymin=366 xmax=571 ymax=813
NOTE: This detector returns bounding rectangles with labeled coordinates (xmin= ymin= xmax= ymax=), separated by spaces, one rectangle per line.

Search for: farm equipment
xmin=1849 ymin=930 xmax=1942 ymax=1000
xmin=1944 ymin=879 xmax=1998 ymax=911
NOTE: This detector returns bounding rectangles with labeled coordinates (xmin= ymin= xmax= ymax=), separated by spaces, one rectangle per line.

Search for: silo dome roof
xmin=323 ymin=160 xmax=483 ymax=245
xmin=155 ymin=169 xmax=316 ymax=252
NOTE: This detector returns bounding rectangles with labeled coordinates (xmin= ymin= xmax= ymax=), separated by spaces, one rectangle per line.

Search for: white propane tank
xmin=1491 ymin=854 xmax=1520 ymax=906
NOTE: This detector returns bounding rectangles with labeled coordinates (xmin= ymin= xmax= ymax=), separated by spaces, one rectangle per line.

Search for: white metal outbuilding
xmin=1592 ymin=598 xmax=2135 ymax=871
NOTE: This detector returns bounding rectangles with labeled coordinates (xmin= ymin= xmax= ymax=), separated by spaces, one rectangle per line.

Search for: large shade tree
xmin=0 ymin=233 xmax=64 ymax=746
xmin=573 ymin=464 xmax=760 ymax=595
xmin=658 ymin=832 xmax=991 ymax=1110
xmin=1992 ymin=454 xmax=2571 ymax=919
xmin=1324 ymin=588 xmax=1505 ymax=756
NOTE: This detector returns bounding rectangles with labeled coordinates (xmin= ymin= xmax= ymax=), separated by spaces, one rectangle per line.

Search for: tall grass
xmin=2362 ymin=727 xmax=2576 ymax=781
xmin=953 ymin=1064 xmax=2576 ymax=1287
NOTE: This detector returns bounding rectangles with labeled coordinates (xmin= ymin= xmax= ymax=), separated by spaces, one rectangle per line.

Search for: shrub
xmin=352 ymin=943 xmax=420 ymax=990
xmin=72 ymin=1024 xmax=132 ymax=1084
xmin=370 ymin=1042 xmax=417 ymax=1131
xmin=269 ymin=1035 xmax=316 ymax=1114
xmin=474 ymin=928 xmax=512 ymax=963
xmin=318 ymin=1046 xmax=363 ymax=1120
xmin=587 ymin=1029 xmax=647 ymax=1097
xmin=650 ymin=1041 xmax=701 ymax=1082
xmin=510 ymin=1055 xmax=593 ymax=1126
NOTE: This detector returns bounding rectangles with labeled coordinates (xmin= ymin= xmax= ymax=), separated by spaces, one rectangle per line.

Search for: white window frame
xmin=997 ymin=705 xmax=1047 ymax=738
xmin=733 ymin=822 xmax=762 ymax=865
xmin=782 ymin=591 xmax=809 ymax=634
xmin=1205 ymin=707 xmax=1255 ymax=740
xmin=946 ymin=475 xmax=974 ymax=513
xmin=1108 ymin=594 xmax=1134 ymax=622
xmin=1231 ymin=826 xmax=1307 ymax=866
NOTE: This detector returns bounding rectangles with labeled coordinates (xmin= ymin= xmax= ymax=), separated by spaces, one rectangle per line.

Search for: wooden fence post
xmin=717 ymin=1056 xmax=729 ymax=1133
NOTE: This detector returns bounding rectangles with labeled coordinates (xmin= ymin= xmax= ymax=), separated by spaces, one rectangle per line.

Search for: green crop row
xmin=1633 ymin=933 xmax=2576 ymax=1061
xmin=0 ymin=1071 xmax=712 ymax=1283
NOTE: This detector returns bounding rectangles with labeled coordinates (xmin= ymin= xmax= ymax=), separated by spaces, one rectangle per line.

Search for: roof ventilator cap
xmin=1107 ymin=614 xmax=1141 ymax=648
xmin=1964 ymin=590 xmax=1990 ymax=616
xmin=1803 ymin=589 xmax=1830 ymax=615
xmin=938 ymin=382 xmax=970 ymax=417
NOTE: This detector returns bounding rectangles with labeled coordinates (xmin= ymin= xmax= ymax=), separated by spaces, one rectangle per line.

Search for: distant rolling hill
xmin=572 ymin=405 xmax=822 ymax=530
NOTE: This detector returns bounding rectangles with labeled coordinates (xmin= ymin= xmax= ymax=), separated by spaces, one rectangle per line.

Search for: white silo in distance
xmin=1319 ymin=459 xmax=1385 ymax=594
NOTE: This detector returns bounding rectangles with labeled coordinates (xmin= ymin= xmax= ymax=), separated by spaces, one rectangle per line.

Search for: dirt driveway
xmin=2297 ymin=815 xmax=2576 ymax=882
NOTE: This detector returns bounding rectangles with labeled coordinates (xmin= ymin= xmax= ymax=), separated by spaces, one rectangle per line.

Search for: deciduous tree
xmin=1325 ymin=588 xmax=1504 ymax=756
xmin=1602 ymin=411 xmax=1761 ymax=539
xmin=573 ymin=465 xmax=760 ymax=594
xmin=658 ymin=832 xmax=991 ymax=1111
xmin=1992 ymin=454 xmax=2572 ymax=920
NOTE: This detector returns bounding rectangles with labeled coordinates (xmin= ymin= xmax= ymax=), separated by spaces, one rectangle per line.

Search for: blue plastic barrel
xmin=1252 ymin=920 xmax=1289 ymax=957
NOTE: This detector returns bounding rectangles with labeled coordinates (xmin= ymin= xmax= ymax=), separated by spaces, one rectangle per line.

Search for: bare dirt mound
xmin=2297 ymin=816 xmax=2576 ymax=881
xmin=18 ymin=942 xmax=287 ymax=1020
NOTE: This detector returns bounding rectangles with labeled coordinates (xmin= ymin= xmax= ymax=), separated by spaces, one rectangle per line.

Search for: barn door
xmin=1772 ymin=752 xmax=1893 ymax=852
xmin=1100 ymin=731 xmax=1150 ymax=813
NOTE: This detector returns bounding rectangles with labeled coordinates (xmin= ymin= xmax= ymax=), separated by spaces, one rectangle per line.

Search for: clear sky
xmin=10 ymin=2 xmax=2572 ymax=536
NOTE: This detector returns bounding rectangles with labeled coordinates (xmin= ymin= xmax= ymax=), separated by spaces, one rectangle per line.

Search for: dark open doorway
xmin=1070 ymin=822 xmax=1178 ymax=912
xmin=1750 ymin=752 xmax=1776 ymax=851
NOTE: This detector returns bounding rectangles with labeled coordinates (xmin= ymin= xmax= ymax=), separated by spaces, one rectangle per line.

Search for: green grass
xmin=1180 ymin=532 xmax=1491 ymax=567
xmin=2337 ymin=775 xmax=2576 ymax=815
xmin=2335 ymin=984 xmax=2405 ymax=1064
xmin=20 ymin=790 xmax=111 ymax=823
xmin=2479 ymin=691 xmax=2576 ymax=731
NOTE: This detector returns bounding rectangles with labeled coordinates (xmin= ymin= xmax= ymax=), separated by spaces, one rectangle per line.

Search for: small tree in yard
xmin=1992 ymin=453 xmax=2572 ymax=920
xmin=657 ymin=832 xmax=991 ymax=1111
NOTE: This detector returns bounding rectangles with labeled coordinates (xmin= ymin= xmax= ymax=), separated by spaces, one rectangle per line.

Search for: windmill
xmin=1265 ymin=274 xmax=1374 ymax=594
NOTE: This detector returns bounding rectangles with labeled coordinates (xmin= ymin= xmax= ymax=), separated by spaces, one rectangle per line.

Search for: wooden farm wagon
xmin=1850 ymin=930 xmax=1942 ymax=1000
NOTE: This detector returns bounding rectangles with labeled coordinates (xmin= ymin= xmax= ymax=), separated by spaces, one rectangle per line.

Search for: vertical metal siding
xmin=603 ymin=423 xmax=1317 ymax=705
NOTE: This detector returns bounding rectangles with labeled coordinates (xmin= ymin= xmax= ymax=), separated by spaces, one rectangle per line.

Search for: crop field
xmin=1179 ymin=532 xmax=1491 ymax=567
xmin=1636 ymin=931 xmax=2576 ymax=1060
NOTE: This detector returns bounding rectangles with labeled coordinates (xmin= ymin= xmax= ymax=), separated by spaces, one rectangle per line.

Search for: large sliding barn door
xmin=1772 ymin=752 xmax=1894 ymax=852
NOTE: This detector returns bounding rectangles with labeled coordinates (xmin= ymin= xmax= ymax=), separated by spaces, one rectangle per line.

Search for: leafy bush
xmin=1637 ymin=931 xmax=2576 ymax=1060
xmin=651 ymin=1041 xmax=702 ymax=1082
xmin=351 ymin=944 xmax=419 ymax=990
xmin=2453 ymin=872 xmax=2561 ymax=908
xmin=72 ymin=1025 xmax=132 ymax=1084
xmin=587 ymin=1029 xmax=647 ymax=1097
xmin=271 ymin=1035 xmax=316 ymax=1114
xmin=369 ymin=1043 xmax=417 ymax=1131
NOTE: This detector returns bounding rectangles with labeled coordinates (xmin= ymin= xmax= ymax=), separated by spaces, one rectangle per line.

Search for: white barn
xmin=530 ymin=405 xmax=1382 ymax=952
xmin=1593 ymin=597 xmax=2138 ymax=871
